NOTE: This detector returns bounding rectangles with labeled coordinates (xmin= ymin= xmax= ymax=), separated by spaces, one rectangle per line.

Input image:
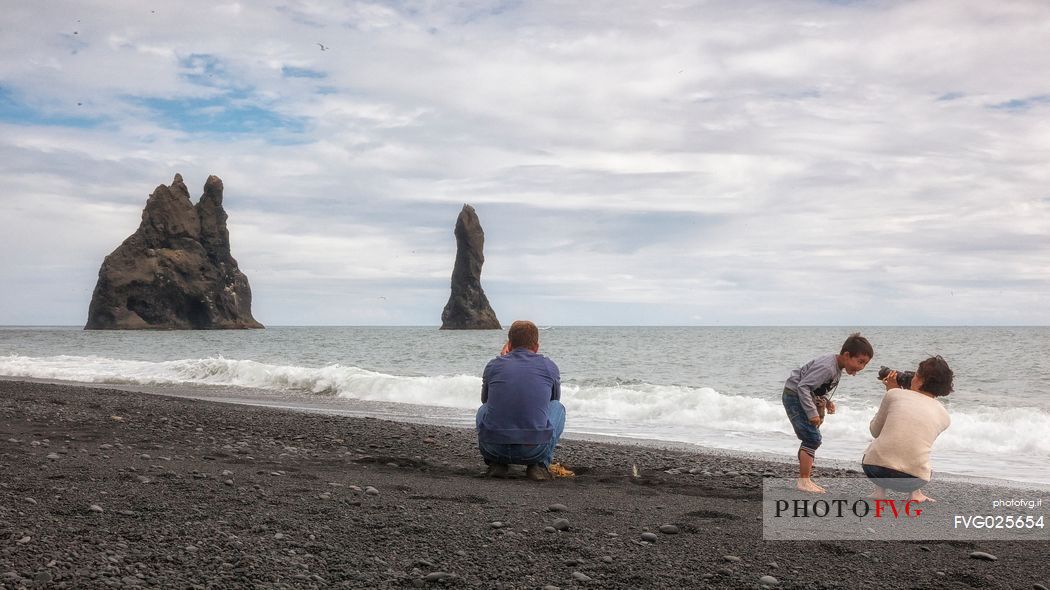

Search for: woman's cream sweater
xmin=863 ymin=388 xmax=951 ymax=481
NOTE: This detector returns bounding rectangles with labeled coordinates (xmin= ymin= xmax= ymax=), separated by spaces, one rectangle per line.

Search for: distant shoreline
xmin=4 ymin=324 xmax=1050 ymax=328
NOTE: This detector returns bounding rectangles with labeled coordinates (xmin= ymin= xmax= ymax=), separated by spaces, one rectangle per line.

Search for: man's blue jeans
xmin=476 ymin=400 xmax=566 ymax=467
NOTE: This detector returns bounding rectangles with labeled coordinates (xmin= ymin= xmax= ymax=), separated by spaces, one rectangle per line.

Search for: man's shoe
xmin=485 ymin=463 xmax=510 ymax=478
xmin=525 ymin=464 xmax=551 ymax=481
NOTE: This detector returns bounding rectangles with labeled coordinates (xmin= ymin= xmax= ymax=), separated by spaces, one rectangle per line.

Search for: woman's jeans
xmin=476 ymin=400 xmax=566 ymax=467
xmin=862 ymin=463 xmax=929 ymax=493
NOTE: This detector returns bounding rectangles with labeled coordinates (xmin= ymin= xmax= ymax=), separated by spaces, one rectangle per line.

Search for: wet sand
xmin=2 ymin=380 xmax=1048 ymax=589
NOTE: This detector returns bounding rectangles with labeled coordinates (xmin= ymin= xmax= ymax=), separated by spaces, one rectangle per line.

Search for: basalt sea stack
xmin=85 ymin=174 xmax=263 ymax=330
xmin=440 ymin=204 xmax=500 ymax=329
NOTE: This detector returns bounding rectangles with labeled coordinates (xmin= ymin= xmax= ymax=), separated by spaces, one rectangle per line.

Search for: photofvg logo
xmin=762 ymin=478 xmax=1050 ymax=541
xmin=775 ymin=496 xmax=926 ymax=519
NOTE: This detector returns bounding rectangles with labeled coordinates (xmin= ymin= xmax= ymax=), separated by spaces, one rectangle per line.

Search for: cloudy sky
xmin=1 ymin=0 xmax=1048 ymax=326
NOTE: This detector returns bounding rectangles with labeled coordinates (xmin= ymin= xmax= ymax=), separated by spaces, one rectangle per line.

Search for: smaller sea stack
xmin=441 ymin=204 xmax=500 ymax=330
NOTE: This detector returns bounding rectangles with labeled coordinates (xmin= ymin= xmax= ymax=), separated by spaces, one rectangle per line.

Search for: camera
xmin=877 ymin=366 xmax=914 ymax=390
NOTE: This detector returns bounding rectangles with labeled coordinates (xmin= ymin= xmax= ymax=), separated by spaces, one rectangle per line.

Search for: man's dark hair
xmin=840 ymin=332 xmax=874 ymax=358
xmin=508 ymin=320 xmax=539 ymax=350
xmin=917 ymin=355 xmax=954 ymax=397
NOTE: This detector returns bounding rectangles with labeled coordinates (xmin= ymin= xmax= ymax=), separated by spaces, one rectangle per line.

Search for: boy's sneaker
xmin=525 ymin=464 xmax=551 ymax=481
xmin=485 ymin=463 xmax=510 ymax=478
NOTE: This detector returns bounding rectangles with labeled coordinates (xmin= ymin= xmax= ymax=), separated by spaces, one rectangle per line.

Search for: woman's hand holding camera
xmin=882 ymin=370 xmax=899 ymax=391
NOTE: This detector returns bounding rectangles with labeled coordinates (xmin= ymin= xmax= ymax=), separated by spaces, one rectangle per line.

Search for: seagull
xmin=317 ymin=42 xmax=328 ymax=51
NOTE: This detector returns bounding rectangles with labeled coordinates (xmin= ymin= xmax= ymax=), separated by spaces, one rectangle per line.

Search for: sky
xmin=1 ymin=0 xmax=1048 ymax=326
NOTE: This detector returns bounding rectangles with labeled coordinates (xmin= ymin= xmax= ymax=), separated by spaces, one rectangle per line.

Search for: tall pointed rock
xmin=441 ymin=204 xmax=500 ymax=330
xmin=85 ymin=174 xmax=263 ymax=330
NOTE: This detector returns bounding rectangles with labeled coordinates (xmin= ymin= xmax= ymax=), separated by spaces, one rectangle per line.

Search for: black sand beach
xmin=2 ymin=380 xmax=1048 ymax=589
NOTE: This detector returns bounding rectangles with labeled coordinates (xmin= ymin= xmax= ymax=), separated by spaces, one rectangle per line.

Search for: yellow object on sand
xmin=548 ymin=463 xmax=575 ymax=478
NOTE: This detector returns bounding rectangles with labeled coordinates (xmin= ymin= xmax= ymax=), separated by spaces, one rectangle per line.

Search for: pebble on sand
xmin=89 ymin=504 xmax=104 ymax=513
xmin=760 ymin=574 xmax=780 ymax=586
xmin=571 ymin=571 xmax=592 ymax=582
xmin=969 ymin=551 xmax=998 ymax=561
xmin=365 ymin=486 xmax=380 ymax=496
xmin=548 ymin=503 xmax=569 ymax=512
xmin=640 ymin=532 xmax=659 ymax=542
xmin=552 ymin=518 xmax=570 ymax=531
xmin=723 ymin=555 xmax=741 ymax=562
xmin=658 ymin=524 xmax=679 ymax=534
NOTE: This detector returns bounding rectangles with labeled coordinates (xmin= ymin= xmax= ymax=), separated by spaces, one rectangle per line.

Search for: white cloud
xmin=0 ymin=0 xmax=1047 ymax=325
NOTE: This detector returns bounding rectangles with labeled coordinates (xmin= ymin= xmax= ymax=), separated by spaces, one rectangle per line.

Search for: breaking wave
xmin=2 ymin=354 xmax=1049 ymax=457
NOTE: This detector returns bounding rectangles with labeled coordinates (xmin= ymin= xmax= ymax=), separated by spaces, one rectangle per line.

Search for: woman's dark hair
xmin=917 ymin=355 xmax=954 ymax=397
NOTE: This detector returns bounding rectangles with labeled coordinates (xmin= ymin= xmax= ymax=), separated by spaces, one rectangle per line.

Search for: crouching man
xmin=476 ymin=320 xmax=566 ymax=481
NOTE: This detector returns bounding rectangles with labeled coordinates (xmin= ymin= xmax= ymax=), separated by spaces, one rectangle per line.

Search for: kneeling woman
xmin=863 ymin=356 xmax=953 ymax=503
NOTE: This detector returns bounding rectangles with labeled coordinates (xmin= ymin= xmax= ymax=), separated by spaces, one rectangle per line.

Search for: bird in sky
xmin=317 ymin=43 xmax=328 ymax=51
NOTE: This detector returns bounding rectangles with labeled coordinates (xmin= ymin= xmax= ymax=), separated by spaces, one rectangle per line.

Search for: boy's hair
xmin=917 ymin=355 xmax=954 ymax=397
xmin=840 ymin=332 xmax=874 ymax=358
xmin=508 ymin=320 xmax=539 ymax=350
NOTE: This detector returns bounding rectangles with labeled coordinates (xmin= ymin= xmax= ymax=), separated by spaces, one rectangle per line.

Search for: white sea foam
xmin=2 ymin=354 xmax=1049 ymax=458
xmin=0 ymin=354 xmax=481 ymax=409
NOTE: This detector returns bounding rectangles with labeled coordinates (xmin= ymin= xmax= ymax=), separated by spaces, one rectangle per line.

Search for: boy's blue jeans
xmin=782 ymin=388 xmax=822 ymax=456
xmin=476 ymin=400 xmax=566 ymax=467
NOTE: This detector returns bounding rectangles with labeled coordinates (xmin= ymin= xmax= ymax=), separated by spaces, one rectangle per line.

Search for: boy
xmin=782 ymin=333 xmax=873 ymax=493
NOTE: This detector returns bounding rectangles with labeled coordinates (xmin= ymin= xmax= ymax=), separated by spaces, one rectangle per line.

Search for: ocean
xmin=1 ymin=326 xmax=1047 ymax=486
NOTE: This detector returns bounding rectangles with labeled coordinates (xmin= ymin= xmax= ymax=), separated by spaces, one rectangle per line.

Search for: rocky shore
xmin=1 ymin=380 xmax=1048 ymax=589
